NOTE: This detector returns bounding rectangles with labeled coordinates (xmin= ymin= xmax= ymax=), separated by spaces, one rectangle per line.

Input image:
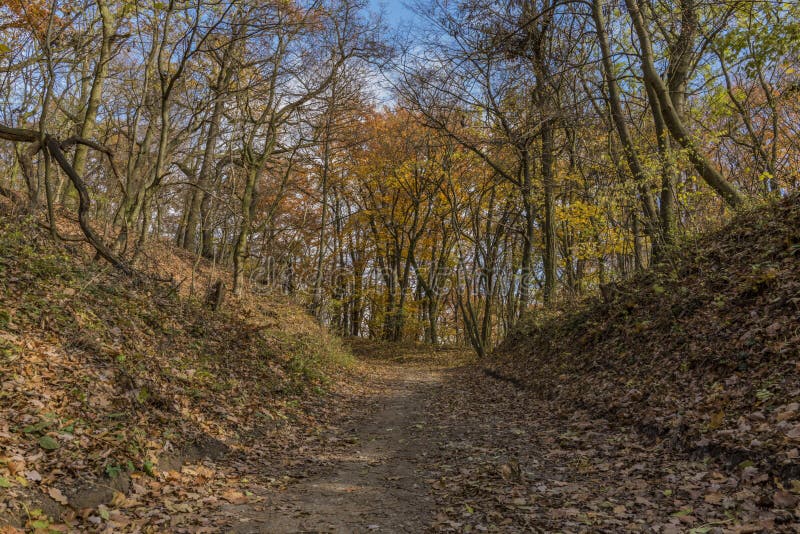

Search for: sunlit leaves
xmin=0 ymin=0 xmax=51 ymax=37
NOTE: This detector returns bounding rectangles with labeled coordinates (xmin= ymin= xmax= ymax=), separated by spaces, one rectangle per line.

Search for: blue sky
xmin=368 ymin=0 xmax=418 ymax=27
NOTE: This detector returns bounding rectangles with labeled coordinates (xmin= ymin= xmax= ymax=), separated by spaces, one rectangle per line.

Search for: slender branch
xmin=0 ymin=124 xmax=132 ymax=274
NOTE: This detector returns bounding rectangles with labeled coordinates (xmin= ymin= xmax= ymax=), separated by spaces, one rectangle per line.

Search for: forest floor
xmin=3 ymin=198 xmax=799 ymax=533
xmin=2 ymin=324 xmax=797 ymax=533
xmin=226 ymin=361 xmax=440 ymax=533
xmin=224 ymin=349 xmax=796 ymax=533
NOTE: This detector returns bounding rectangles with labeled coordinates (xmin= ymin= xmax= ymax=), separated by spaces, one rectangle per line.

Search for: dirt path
xmin=228 ymin=366 xmax=443 ymax=533
xmin=221 ymin=359 xmax=796 ymax=533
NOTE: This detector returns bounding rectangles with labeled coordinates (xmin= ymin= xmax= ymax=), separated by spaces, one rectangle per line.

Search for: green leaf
xmin=0 ymin=476 xmax=11 ymax=488
xmin=23 ymin=420 xmax=51 ymax=434
xmin=143 ymin=460 xmax=155 ymax=477
xmin=105 ymin=464 xmax=122 ymax=479
xmin=756 ymin=389 xmax=773 ymax=401
xmin=652 ymin=284 xmax=665 ymax=294
xmin=38 ymin=435 xmax=60 ymax=450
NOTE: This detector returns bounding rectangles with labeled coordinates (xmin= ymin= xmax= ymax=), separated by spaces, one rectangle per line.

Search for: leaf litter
xmin=2 ymin=199 xmax=800 ymax=532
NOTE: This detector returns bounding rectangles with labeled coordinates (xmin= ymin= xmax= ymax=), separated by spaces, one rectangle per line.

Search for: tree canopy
xmin=1 ymin=0 xmax=798 ymax=353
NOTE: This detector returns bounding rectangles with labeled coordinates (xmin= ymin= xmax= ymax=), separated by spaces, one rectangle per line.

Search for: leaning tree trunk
xmin=591 ymin=0 xmax=663 ymax=244
xmin=624 ymin=0 xmax=743 ymax=207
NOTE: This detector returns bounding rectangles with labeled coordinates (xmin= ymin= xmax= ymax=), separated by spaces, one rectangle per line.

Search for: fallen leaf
xmin=221 ymin=489 xmax=248 ymax=505
xmin=38 ymin=435 xmax=59 ymax=450
xmin=786 ymin=425 xmax=800 ymax=441
xmin=708 ymin=411 xmax=725 ymax=430
xmin=98 ymin=504 xmax=110 ymax=521
xmin=7 ymin=459 xmax=24 ymax=475
xmin=772 ymin=490 xmax=798 ymax=508
xmin=47 ymin=487 xmax=69 ymax=505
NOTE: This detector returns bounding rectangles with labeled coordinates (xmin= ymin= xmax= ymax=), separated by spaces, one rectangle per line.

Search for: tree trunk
xmin=71 ymin=0 xmax=114 ymax=180
xmin=518 ymin=153 xmax=534 ymax=318
xmin=591 ymin=0 xmax=662 ymax=241
xmin=185 ymin=39 xmax=236 ymax=253
xmin=233 ymin=167 xmax=258 ymax=296
xmin=644 ymin=81 xmax=677 ymax=249
xmin=541 ymin=120 xmax=556 ymax=304
xmin=624 ymin=0 xmax=743 ymax=207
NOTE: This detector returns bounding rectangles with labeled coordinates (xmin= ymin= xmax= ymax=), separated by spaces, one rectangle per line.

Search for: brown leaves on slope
xmin=419 ymin=368 xmax=799 ymax=533
xmin=485 ymin=196 xmax=800 ymax=528
xmin=0 ymin=215 xmax=367 ymax=532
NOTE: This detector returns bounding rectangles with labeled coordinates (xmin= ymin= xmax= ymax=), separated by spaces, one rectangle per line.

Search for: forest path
xmin=228 ymin=363 xmax=446 ymax=533
xmin=222 ymin=354 xmax=793 ymax=533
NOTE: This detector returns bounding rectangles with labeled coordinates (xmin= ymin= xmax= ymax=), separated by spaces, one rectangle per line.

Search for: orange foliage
xmin=0 ymin=0 xmax=52 ymax=38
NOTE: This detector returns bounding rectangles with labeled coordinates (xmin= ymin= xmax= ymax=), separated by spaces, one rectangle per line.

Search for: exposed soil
xmin=223 ymin=357 xmax=798 ymax=533
xmin=227 ymin=365 xmax=441 ymax=533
